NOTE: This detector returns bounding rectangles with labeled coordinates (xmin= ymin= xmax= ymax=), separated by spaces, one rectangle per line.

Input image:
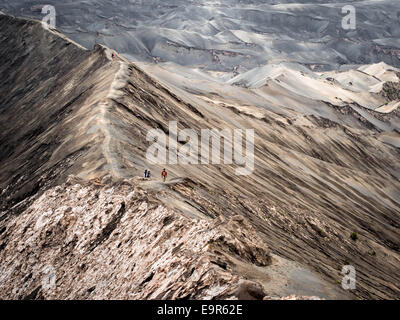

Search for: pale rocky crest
xmin=0 ymin=176 xmax=271 ymax=300
xmin=0 ymin=15 xmax=399 ymax=300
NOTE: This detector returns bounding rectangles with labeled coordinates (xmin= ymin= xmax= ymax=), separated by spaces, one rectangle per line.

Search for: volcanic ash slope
xmin=0 ymin=15 xmax=399 ymax=299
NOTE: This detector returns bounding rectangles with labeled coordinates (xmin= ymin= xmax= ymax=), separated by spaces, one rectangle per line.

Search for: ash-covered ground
xmin=0 ymin=6 xmax=399 ymax=300
xmin=1 ymin=0 xmax=400 ymax=72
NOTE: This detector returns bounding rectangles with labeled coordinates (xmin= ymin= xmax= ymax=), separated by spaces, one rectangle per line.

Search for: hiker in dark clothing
xmin=146 ymin=170 xmax=151 ymax=178
xmin=144 ymin=169 xmax=148 ymax=178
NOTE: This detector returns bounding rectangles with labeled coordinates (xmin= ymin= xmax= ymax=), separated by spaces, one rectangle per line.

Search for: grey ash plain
xmin=1 ymin=0 xmax=400 ymax=72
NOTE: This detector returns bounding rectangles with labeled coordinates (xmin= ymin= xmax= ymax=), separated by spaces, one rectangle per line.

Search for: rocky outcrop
xmin=381 ymin=81 xmax=400 ymax=101
xmin=0 ymin=177 xmax=271 ymax=300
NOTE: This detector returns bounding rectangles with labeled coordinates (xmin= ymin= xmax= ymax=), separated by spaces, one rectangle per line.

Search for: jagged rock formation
xmin=0 ymin=176 xmax=272 ymax=300
xmin=0 ymin=15 xmax=399 ymax=300
xmin=381 ymin=81 xmax=400 ymax=102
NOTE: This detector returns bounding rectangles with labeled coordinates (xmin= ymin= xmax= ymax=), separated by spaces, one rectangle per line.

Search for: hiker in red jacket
xmin=161 ymin=169 xmax=168 ymax=182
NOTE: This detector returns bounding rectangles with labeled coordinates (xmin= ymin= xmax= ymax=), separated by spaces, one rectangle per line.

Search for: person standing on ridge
xmin=161 ymin=169 xmax=168 ymax=182
xmin=144 ymin=169 xmax=148 ymax=178
xmin=147 ymin=170 xmax=151 ymax=178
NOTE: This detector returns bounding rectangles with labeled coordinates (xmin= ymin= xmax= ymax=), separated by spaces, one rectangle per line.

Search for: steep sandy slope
xmin=0 ymin=16 xmax=399 ymax=299
xmin=138 ymin=61 xmax=400 ymax=300
xmin=0 ymin=15 xmax=142 ymax=213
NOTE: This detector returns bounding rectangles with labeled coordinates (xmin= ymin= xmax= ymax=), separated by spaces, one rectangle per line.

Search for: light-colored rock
xmin=0 ymin=180 xmax=272 ymax=300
